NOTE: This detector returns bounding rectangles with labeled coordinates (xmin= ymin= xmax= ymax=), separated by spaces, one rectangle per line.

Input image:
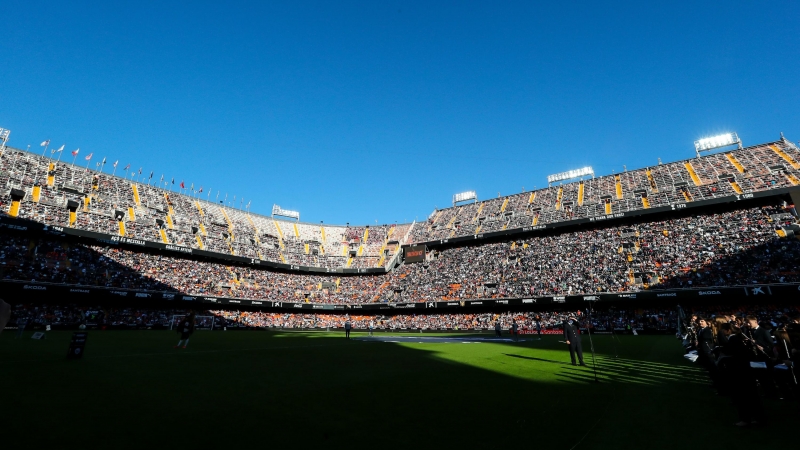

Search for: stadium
xmin=2 ymin=128 xmax=800 ymax=447
xmin=3 ymin=3 xmax=800 ymax=449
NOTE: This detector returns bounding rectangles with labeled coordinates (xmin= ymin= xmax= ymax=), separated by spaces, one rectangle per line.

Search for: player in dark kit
xmin=563 ymin=316 xmax=585 ymax=366
xmin=175 ymin=311 xmax=196 ymax=349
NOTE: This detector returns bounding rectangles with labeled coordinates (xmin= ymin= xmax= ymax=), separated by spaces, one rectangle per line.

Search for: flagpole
xmin=42 ymin=143 xmax=48 ymax=157
xmin=56 ymin=149 xmax=63 ymax=162
xmin=112 ymin=165 xmax=117 ymax=177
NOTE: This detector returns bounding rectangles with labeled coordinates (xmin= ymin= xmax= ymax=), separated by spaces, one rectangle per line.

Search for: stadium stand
xmin=410 ymin=139 xmax=800 ymax=243
xmin=2 ymin=136 xmax=800 ymax=307
xmin=1 ymin=199 xmax=798 ymax=304
xmin=0 ymin=148 xmax=408 ymax=270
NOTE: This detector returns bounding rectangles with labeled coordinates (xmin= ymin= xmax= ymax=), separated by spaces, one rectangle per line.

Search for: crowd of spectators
xmin=6 ymin=303 xmax=214 ymax=329
xmin=389 ymin=203 xmax=799 ymax=301
xmin=209 ymin=308 xmax=676 ymax=332
xmin=1 ymin=201 xmax=798 ymax=303
xmin=411 ymin=140 xmax=800 ymax=243
xmin=0 ymin=148 xmax=408 ymax=270
xmin=3 ymin=303 xmax=676 ymax=332
xmin=3 ymin=140 xmax=800 ymax=272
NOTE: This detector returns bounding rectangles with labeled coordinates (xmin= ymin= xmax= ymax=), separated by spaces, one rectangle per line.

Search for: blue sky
xmin=2 ymin=1 xmax=798 ymax=225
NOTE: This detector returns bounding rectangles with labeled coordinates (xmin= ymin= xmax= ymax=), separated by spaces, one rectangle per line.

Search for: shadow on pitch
xmin=504 ymin=353 xmax=571 ymax=366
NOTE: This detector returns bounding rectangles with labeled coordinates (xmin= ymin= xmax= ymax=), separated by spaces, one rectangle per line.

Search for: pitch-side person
xmin=563 ymin=315 xmax=586 ymax=366
xmin=0 ymin=299 xmax=10 ymax=333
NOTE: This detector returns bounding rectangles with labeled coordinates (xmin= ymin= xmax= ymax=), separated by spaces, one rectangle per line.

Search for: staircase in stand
xmin=46 ymin=163 xmax=55 ymax=187
xmin=684 ymin=163 xmax=702 ymax=186
xmin=770 ymin=144 xmax=800 ymax=169
xmin=132 ymin=184 xmax=141 ymax=205
xmin=555 ymin=186 xmax=563 ymax=210
xmin=725 ymin=153 xmax=745 ymax=173
xmin=273 ymin=220 xmax=286 ymax=250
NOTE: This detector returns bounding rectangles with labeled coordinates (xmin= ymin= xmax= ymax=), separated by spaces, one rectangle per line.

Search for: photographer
xmin=717 ymin=323 xmax=765 ymax=427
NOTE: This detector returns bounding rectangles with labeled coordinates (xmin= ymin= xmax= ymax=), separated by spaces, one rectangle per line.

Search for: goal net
xmin=170 ymin=315 xmax=215 ymax=331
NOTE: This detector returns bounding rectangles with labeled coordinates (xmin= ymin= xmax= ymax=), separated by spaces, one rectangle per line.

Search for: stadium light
xmin=452 ymin=190 xmax=477 ymax=206
xmin=0 ymin=127 xmax=10 ymax=151
xmin=694 ymin=132 xmax=741 ymax=157
xmin=272 ymin=204 xmax=300 ymax=221
xmin=547 ymin=166 xmax=594 ymax=186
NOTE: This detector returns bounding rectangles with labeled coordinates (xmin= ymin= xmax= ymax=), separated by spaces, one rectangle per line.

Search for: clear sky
xmin=2 ymin=1 xmax=798 ymax=225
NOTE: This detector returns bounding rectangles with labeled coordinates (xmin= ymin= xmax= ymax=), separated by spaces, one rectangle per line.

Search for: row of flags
xmin=38 ymin=138 xmax=236 ymax=205
xmin=39 ymin=139 xmax=252 ymax=208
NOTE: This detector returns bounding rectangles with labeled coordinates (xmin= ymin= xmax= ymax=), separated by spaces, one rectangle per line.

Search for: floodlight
xmin=272 ymin=204 xmax=300 ymax=220
xmin=547 ymin=166 xmax=594 ymax=185
xmin=694 ymin=132 xmax=741 ymax=156
xmin=452 ymin=191 xmax=477 ymax=206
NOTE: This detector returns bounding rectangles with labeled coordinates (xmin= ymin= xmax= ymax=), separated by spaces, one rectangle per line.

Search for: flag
xmin=55 ymin=146 xmax=63 ymax=153
xmin=180 ymin=181 xmax=185 ymax=189
xmin=160 ymin=174 xmax=164 ymax=182
xmin=124 ymin=164 xmax=130 ymax=170
xmin=40 ymin=140 xmax=50 ymax=147
xmin=101 ymin=157 xmax=106 ymax=164
xmin=85 ymin=153 xmax=93 ymax=161
xmin=138 ymin=168 xmax=142 ymax=174
xmin=71 ymin=148 xmax=79 ymax=156
xmin=199 ymin=186 xmax=203 ymax=193
xmin=171 ymin=178 xmax=174 ymax=184
xmin=149 ymin=171 xmax=153 ymax=179
xmin=113 ymin=161 xmax=118 ymax=168
xmin=190 ymin=183 xmax=194 ymax=191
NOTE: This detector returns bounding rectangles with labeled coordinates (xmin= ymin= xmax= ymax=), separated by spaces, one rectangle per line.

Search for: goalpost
xmin=170 ymin=315 xmax=215 ymax=331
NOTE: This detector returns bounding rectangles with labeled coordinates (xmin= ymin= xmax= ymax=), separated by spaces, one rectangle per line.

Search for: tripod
xmin=609 ymin=326 xmax=621 ymax=359
xmin=585 ymin=304 xmax=601 ymax=383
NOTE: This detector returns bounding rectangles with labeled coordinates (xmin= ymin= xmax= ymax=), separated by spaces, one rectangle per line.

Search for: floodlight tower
xmin=546 ymin=166 xmax=594 ymax=187
xmin=272 ymin=204 xmax=300 ymax=221
xmin=694 ymin=132 xmax=742 ymax=158
xmin=0 ymin=127 xmax=10 ymax=152
xmin=452 ymin=191 xmax=477 ymax=207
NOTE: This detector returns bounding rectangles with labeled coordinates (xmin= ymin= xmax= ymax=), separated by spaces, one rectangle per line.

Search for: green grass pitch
xmin=2 ymin=330 xmax=797 ymax=449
